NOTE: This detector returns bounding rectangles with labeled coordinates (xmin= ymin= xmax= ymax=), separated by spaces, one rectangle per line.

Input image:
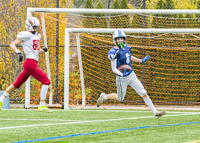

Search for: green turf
xmin=0 ymin=109 xmax=200 ymax=143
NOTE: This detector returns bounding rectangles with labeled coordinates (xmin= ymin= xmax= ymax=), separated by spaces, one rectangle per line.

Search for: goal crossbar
xmin=65 ymin=28 xmax=200 ymax=33
xmin=27 ymin=8 xmax=200 ymax=14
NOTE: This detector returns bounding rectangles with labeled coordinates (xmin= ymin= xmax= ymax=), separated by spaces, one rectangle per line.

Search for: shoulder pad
xmin=35 ymin=32 xmax=41 ymax=39
xmin=124 ymin=44 xmax=130 ymax=47
xmin=108 ymin=47 xmax=119 ymax=61
xmin=17 ymin=31 xmax=30 ymax=41
xmin=125 ymin=44 xmax=131 ymax=50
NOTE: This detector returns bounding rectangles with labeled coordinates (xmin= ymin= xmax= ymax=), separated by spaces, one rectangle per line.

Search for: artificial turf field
xmin=0 ymin=109 xmax=200 ymax=143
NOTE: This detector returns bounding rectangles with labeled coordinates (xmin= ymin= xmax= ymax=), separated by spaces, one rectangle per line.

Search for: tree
xmin=120 ymin=0 xmax=131 ymax=28
xmin=194 ymin=0 xmax=200 ymax=28
xmin=165 ymin=0 xmax=177 ymax=28
xmin=120 ymin=0 xmax=129 ymax=9
xmin=152 ymin=0 xmax=165 ymax=28
xmin=82 ymin=0 xmax=94 ymax=28
xmin=84 ymin=0 xmax=94 ymax=9
xmin=196 ymin=0 xmax=200 ymax=19
xmin=94 ymin=1 xmax=108 ymax=28
xmin=73 ymin=0 xmax=87 ymax=8
xmin=152 ymin=0 xmax=177 ymax=28
xmin=165 ymin=0 xmax=177 ymax=18
xmin=109 ymin=0 xmax=121 ymax=28
xmin=132 ymin=3 xmax=149 ymax=29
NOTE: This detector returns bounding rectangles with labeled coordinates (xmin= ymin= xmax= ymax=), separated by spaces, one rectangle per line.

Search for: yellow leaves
xmin=174 ymin=0 xmax=196 ymax=9
xmin=146 ymin=0 xmax=197 ymax=9
xmin=68 ymin=0 xmax=73 ymax=8
xmin=128 ymin=4 xmax=135 ymax=9
xmin=69 ymin=50 xmax=73 ymax=56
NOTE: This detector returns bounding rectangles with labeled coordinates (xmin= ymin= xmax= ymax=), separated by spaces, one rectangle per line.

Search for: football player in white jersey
xmin=97 ymin=30 xmax=166 ymax=119
xmin=0 ymin=17 xmax=52 ymax=113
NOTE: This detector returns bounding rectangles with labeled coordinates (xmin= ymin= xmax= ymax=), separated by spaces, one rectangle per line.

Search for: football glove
xmin=43 ymin=47 xmax=48 ymax=52
xmin=142 ymin=55 xmax=150 ymax=63
xmin=123 ymin=68 xmax=129 ymax=77
xmin=16 ymin=50 xmax=23 ymax=62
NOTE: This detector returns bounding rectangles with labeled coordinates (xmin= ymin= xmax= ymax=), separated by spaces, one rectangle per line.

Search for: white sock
xmin=40 ymin=102 xmax=45 ymax=106
xmin=143 ymin=96 xmax=157 ymax=115
xmin=0 ymin=92 xmax=9 ymax=103
xmin=40 ymin=85 xmax=49 ymax=106
xmin=103 ymin=94 xmax=108 ymax=100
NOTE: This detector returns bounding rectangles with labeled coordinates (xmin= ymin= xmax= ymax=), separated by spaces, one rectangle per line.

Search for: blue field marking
xmin=12 ymin=121 xmax=200 ymax=143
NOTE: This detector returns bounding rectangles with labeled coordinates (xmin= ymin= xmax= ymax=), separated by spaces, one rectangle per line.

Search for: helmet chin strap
xmin=31 ymin=31 xmax=37 ymax=34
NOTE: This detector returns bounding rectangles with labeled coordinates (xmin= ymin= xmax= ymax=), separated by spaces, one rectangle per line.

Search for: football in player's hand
xmin=118 ymin=64 xmax=131 ymax=73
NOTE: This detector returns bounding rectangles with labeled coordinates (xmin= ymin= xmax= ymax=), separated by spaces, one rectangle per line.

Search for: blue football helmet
xmin=112 ymin=30 xmax=126 ymax=45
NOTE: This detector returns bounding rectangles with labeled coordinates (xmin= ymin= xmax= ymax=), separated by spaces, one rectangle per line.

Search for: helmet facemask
xmin=113 ymin=30 xmax=126 ymax=48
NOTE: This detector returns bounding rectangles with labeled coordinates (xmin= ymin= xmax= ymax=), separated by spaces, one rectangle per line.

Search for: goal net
xmin=25 ymin=8 xmax=200 ymax=109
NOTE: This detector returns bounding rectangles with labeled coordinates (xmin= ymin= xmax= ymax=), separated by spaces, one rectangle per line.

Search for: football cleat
xmin=38 ymin=105 xmax=53 ymax=113
xmin=155 ymin=111 xmax=166 ymax=119
xmin=97 ymin=93 xmax=107 ymax=107
xmin=0 ymin=102 xmax=4 ymax=114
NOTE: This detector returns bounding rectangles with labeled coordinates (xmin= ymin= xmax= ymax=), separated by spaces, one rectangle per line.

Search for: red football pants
xmin=13 ymin=59 xmax=51 ymax=88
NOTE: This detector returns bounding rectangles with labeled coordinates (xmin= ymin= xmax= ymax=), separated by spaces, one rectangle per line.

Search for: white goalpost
xmin=25 ymin=8 xmax=200 ymax=109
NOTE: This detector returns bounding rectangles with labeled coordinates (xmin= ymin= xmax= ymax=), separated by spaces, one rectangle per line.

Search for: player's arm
xmin=10 ymin=39 xmax=23 ymax=53
xmin=111 ymin=59 xmax=123 ymax=76
xmin=10 ymin=39 xmax=23 ymax=62
xmin=39 ymin=47 xmax=48 ymax=54
xmin=131 ymin=55 xmax=150 ymax=63
xmin=131 ymin=55 xmax=142 ymax=63
xmin=39 ymin=47 xmax=44 ymax=54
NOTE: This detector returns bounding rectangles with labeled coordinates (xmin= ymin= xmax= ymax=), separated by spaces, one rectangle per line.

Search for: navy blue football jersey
xmin=108 ymin=44 xmax=133 ymax=70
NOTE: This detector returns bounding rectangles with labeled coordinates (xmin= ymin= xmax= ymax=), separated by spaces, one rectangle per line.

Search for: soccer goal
xmin=25 ymin=8 xmax=200 ymax=110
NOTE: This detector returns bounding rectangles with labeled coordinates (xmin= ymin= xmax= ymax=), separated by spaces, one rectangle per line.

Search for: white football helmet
xmin=112 ymin=30 xmax=126 ymax=45
xmin=25 ymin=17 xmax=40 ymax=31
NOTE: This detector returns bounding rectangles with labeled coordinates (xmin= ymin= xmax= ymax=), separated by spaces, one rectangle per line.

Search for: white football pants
xmin=116 ymin=71 xmax=147 ymax=101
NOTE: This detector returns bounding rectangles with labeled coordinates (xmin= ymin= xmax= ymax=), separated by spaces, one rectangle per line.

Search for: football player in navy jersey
xmin=97 ymin=30 xmax=166 ymax=119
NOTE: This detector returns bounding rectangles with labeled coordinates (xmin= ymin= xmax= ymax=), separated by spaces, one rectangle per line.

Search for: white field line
xmin=0 ymin=112 xmax=200 ymax=130
xmin=0 ymin=119 xmax=79 ymax=122
xmin=4 ymin=109 xmax=200 ymax=114
xmin=53 ymin=110 xmax=200 ymax=114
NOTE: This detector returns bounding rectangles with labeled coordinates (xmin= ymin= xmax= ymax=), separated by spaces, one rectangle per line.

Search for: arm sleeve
xmin=111 ymin=59 xmax=123 ymax=76
xmin=17 ymin=32 xmax=28 ymax=41
xmin=108 ymin=48 xmax=118 ymax=61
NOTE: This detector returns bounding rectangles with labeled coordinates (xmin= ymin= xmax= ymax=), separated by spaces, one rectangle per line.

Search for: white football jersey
xmin=17 ymin=31 xmax=41 ymax=61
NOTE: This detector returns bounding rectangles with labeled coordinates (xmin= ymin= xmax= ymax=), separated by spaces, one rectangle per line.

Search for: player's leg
xmin=129 ymin=74 xmax=165 ymax=118
xmin=115 ymin=76 xmax=127 ymax=101
xmin=97 ymin=76 xmax=127 ymax=107
xmin=97 ymin=93 xmax=117 ymax=107
xmin=25 ymin=60 xmax=52 ymax=113
xmin=0 ymin=85 xmax=16 ymax=102
xmin=31 ymin=70 xmax=51 ymax=112
xmin=33 ymin=73 xmax=52 ymax=113
xmin=142 ymin=95 xmax=166 ymax=118
xmin=0 ymin=69 xmax=30 ymax=113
